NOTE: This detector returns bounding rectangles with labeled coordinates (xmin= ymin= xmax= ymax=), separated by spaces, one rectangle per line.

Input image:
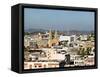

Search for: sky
xmin=24 ymin=8 xmax=94 ymax=31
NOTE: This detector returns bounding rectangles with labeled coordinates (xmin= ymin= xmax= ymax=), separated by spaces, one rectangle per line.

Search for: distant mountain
xmin=25 ymin=28 xmax=94 ymax=35
xmin=65 ymin=30 xmax=94 ymax=35
xmin=25 ymin=28 xmax=48 ymax=33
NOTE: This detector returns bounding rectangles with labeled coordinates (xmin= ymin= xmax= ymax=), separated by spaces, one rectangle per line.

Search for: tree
xmin=59 ymin=60 xmax=66 ymax=67
xmin=78 ymin=47 xmax=92 ymax=57
xmin=85 ymin=47 xmax=91 ymax=55
xmin=87 ymin=35 xmax=91 ymax=41
xmin=77 ymin=48 xmax=85 ymax=57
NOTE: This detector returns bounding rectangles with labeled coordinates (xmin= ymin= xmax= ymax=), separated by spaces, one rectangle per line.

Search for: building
xmin=74 ymin=55 xmax=85 ymax=66
xmin=48 ymin=30 xmax=59 ymax=47
xmin=80 ymin=35 xmax=88 ymax=41
xmin=41 ymin=48 xmax=65 ymax=61
xmin=59 ymin=35 xmax=72 ymax=46
xmin=70 ymin=35 xmax=76 ymax=42
xmin=36 ymin=39 xmax=48 ymax=48
xmin=24 ymin=35 xmax=31 ymax=47
xmin=84 ymin=55 xmax=94 ymax=65
xmin=24 ymin=62 xmax=59 ymax=69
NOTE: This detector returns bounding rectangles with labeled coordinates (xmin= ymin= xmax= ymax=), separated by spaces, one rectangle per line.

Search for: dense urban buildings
xmin=24 ymin=29 xmax=95 ymax=69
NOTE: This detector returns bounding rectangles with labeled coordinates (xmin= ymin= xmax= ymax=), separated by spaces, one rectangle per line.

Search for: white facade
xmin=59 ymin=35 xmax=76 ymax=43
xmin=24 ymin=37 xmax=30 ymax=47
xmin=70 ymin=35 xmax=76 ymax=42
xmin=59 ymin=35 xmax=71 ymax=43
xmin=41 ymin=48 xmax=65 ymax=61
xmin=80 ymin=35 xmax=88 ymax=41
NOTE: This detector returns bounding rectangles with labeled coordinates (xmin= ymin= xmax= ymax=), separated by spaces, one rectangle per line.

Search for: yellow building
xmin=48 ymin=29 xmax=59 ymax=47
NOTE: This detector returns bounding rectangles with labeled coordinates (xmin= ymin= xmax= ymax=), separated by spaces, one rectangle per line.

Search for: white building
xmin=70 ymin=35 xmax=77 ymax=42
xmin=41 ymin=48 xmax=65 ymax=61
xmin=59 ymin=35 xmax=71 ymax=44
xmin=80 ymin=35 xmax=88 ymax=41
xmin=24 ymin=36 xmax=31 ymax=47
xmin=84 ymin=55 xmax=94 ymax=65
xmin=59 ymin=35 xmax=76 ymax=44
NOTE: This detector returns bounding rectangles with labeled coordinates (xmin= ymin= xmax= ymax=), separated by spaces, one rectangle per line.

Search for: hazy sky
xmin=24 ymin=8 xmax=94 ymax=31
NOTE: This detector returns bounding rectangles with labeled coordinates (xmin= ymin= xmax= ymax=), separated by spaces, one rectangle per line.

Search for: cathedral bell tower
xmin=48 ymin=29 xmax=59 ymax=47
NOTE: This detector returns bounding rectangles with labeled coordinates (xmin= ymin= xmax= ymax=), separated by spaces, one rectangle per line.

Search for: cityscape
xmin=24 ymin=29 xmax=95 ymax=69
xmin=24 ymin=8 xmax=95 ymax=69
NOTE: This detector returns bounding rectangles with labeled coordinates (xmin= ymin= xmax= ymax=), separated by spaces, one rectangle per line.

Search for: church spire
xmin=49 ymin=29 xmax=52 ymax=40
xmin=54 ymin=30 xmax=58 ymax=39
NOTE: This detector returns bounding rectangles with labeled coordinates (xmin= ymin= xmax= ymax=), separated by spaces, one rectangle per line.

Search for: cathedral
xmin=48 ymin=29 xmax=59 ymax=47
